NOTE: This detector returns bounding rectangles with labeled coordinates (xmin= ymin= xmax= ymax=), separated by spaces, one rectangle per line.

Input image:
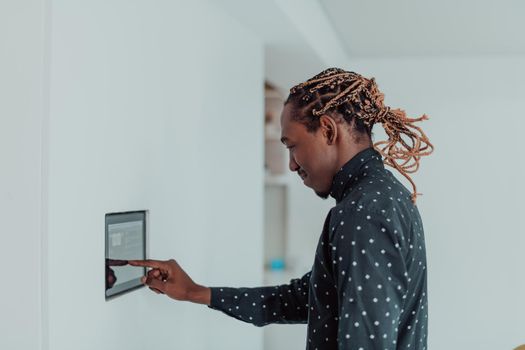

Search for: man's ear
xmin=319 ymin=115 xmax=337 ymax=145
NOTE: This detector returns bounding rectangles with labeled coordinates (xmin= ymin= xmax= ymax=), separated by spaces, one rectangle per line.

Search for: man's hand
xmin=128 ymin=259 xmax=211 ymax=305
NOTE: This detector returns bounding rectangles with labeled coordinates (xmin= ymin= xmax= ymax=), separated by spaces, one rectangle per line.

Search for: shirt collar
xmin=329 ymin=147 xmax=384 ymax=203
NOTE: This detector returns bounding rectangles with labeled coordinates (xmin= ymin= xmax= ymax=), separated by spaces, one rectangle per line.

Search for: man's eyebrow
xmin=280 ymin=136 xmax=289 ymax=144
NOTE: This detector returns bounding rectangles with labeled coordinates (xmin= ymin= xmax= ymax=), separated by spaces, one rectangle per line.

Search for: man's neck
xmin=335 ymin=142 xmax=373 ymax=171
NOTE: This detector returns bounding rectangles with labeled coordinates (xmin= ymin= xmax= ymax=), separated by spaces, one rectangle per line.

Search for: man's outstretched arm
xmin=128 ymin=259 xmax=310 ymax=327
xmin=207 ymin=271 xmax=311 ymax=326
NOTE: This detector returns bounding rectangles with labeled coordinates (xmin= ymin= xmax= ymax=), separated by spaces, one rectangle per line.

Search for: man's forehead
xmin=280 ymin=116 xmax=296 ymax=144
xmin=279 ymin=107 xmax=291 ymax=143
xmin=280 ymin=104 xmax=305 ymax=143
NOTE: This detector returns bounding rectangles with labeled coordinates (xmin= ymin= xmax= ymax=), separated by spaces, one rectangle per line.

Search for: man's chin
xmin=304 ymin=180 xmax=330 ymax=199
xmin=314 ymin=190 xmax=330 ymax=199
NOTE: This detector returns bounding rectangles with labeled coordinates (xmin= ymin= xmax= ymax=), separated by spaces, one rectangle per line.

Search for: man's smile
xmin=298 ymin=169 xmax=307 ymax=180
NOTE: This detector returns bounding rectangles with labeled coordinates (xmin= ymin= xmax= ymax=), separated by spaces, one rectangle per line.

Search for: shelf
xmin=265 ymin=174 xmax=290 ymax=186
xmin=265 ymin=128 xmax=282 ymax=141
xmin=265 ymin=88 xmax=285 ymax=100
xmin=263 ymin=268 xmax=297 ymax=285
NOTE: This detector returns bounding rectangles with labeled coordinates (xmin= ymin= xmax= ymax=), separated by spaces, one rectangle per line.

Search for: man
xmin=130 ymin=68 xmax=433 ymax=349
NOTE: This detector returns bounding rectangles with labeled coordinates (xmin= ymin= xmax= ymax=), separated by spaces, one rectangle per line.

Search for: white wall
xmin=46 ymin=1 xmax=265 ymax=349
xmin=0 ymin=0 xmax=47 ymax=349
xmin=285 ymin=56 xmax=525 ymax=349
xmin=3 ymin=0 xmax=265 ymax=349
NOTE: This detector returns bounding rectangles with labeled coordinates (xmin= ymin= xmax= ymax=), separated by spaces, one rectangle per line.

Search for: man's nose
xmin=289 ymin=154 xmax=299 ymax=172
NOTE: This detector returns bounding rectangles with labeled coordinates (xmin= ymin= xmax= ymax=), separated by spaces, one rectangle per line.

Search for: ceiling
xmin=321 ymin=0 xmax=525 ymax=57
xmin=217 ymin=0 xmax=525 ymax=90
xmin=216 ymin=0 xmax=348 ymax=90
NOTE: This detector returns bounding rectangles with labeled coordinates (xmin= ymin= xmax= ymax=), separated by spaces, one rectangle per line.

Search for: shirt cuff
xmin=207 ymin=287 xmax=231 ymax=311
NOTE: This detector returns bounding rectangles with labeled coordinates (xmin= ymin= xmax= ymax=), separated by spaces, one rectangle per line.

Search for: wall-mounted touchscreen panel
xmin=105 ymin=211 xmax=146 ymax=299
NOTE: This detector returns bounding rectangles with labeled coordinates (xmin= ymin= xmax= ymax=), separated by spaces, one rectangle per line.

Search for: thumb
xmin=144 ymin=275 xmax=167 ymax=294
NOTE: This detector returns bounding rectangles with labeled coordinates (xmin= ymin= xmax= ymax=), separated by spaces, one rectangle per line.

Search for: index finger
xmin=128 ymin=259 xmax=167 ymax=269
xmin=106 ymin=258 xmax=128 ymax=266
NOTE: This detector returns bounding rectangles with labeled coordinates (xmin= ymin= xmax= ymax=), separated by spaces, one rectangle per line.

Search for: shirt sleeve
xmin=330 ymin=207 xmax=409 ymax=349
xmin=207 ymin=271 xmax=311 ymax=327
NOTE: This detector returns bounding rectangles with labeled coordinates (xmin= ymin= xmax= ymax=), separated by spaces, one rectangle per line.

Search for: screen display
xmin=105 ymin=211 xmax=146 ymax=298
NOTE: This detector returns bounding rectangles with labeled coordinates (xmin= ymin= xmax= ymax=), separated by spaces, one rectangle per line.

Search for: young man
xmin=130 ymin=68 xmax=433 ymax=349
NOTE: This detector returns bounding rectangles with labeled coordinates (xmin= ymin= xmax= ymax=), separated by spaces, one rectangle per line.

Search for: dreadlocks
xmin=286 ymin=68 xmax=434 ymax=203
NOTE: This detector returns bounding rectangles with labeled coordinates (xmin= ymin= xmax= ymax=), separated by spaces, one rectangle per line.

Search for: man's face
xmin=280 ymin=103 xmax=337 ymax=199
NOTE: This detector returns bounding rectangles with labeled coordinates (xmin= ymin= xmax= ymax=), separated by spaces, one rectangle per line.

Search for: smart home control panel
xmin=105 ymin=211 xmax=147 ymax=299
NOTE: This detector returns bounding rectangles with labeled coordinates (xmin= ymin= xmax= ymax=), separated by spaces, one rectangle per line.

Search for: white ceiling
xmin=321 ymin=0 xmax=525 ymax=57
xmin=217 ymin=0 xmax=525 ymax=90
xmin=216 ymin=0 xmax=348 ymax=90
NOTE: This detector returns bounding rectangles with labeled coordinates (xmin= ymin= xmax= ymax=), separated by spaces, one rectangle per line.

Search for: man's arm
xmin=128 ymin=259 xmax=310 ymax=327
xmin=330 ymin=208 xmax=408 ymax=349
xmin=207 ymin=271 xmax=311 ymax=327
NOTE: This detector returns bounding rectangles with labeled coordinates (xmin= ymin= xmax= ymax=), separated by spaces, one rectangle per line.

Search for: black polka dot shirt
xmin=208 ymin=147 xmax=428 ymax=349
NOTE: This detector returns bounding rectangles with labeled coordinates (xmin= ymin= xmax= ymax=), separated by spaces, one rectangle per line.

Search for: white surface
xmin=286 ymin=175 xmax=335 ymax=273
xmin=264 ymin=185 xmax=287 ymax=264
xmin=0 ymin=0 xmax=47 ymax=349
xmin=322 ymin=0 xmax=525 ymax=57
xmin=3 ymin=0 xmax=265 ymax=349
xmin=275 ymin=0 xmax=348 ymax=66
xmin=46 ymin=1 xmax=264 ymax=349
xmin=216 ymin=0 xmax=345 ymax=90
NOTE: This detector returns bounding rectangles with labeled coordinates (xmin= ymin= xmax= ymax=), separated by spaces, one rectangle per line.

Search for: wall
xmin=0 ymin=0 xmax=47 ymax=349
xmin=285 ymin=56 xmax=525 ymax=349
xmin=1 ymin=0 xmax=265 ymax=349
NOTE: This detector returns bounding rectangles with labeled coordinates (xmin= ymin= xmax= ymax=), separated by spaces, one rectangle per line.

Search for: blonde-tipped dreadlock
xmin=287 ymin=68 xmax=434 ymax=203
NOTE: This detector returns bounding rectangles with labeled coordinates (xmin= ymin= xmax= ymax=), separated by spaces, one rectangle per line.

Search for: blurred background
xmin=1 ymin=0 xmax=524 ymax=349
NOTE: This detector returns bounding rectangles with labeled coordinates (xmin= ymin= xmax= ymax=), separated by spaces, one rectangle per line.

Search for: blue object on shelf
xmin=270 ymin=258 xmax=285 ymax=270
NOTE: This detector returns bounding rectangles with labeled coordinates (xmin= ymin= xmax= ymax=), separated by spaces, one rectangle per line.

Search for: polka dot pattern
xmin=209 ymin=148 xmax=428 ymax=349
